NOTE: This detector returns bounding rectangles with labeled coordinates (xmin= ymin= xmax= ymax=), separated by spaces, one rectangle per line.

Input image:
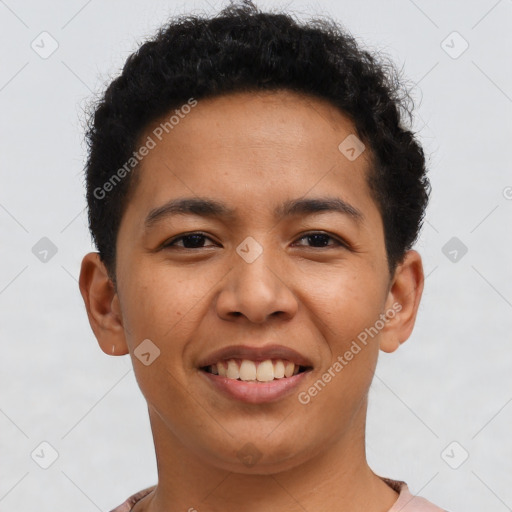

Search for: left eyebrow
xmin=275 ymin=197 xmax=363 ymax=222
xmin=144 ymin=195 xmax=363 ymax=230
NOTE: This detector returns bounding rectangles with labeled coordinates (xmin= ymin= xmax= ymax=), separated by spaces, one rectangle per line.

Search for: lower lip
xmin=200 ymin=369 xmax=311 ymax=404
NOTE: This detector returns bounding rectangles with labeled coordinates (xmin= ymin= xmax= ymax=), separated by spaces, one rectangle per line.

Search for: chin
xmin=194 ymin=431 xmax=317 ymax=475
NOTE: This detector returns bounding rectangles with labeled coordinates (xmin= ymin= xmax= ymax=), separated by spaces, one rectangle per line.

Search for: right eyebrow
xmin=144 ymin=197 xmax=236 ymax=230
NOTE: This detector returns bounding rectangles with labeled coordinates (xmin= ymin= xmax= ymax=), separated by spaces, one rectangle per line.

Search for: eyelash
xmin=162 ymin=231 xmax=348 ymax=250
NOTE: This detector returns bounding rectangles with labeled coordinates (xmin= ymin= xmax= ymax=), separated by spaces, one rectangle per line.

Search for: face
xmin=80 ymin=90 xmax=423 ymax=474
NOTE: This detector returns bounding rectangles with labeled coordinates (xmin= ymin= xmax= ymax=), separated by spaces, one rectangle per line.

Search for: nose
xmin=215 ymin=248 xmax=298 ymax=324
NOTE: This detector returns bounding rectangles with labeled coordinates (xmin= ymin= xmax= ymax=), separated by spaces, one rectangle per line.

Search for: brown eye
xmin=294 ymin=232 xmax=346 ymax=248
xmin=163 ymin=233 xmax=216 ymax=249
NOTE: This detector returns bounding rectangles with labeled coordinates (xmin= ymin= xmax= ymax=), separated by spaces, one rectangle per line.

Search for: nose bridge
xmin=216 ymin=236 xmax=298 ymax=323
xmin=236 ymin=241 xmax=281 ymax=292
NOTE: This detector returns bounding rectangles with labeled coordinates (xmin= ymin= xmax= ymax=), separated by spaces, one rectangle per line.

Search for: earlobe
xmin=78 ymin=252 xmax=129 ymax=356
xmin=379 ymin=250 xmax=424 ymax=353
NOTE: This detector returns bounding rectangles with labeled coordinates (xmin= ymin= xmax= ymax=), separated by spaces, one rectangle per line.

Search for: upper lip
xmin=198 ymin=344 xmax=313 ymax=368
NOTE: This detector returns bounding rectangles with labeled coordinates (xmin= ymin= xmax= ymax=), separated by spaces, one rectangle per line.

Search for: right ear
xmin=78 ymin=252 xmax=129 ymax=356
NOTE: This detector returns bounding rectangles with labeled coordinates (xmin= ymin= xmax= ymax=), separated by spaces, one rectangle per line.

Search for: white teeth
xmin=226 ymin=360 xmax=240 ymax=379
xmin=256 ymin=359 xmax=274 ymax=382
xmin=239 ymin=360 xmax=257 ymax=381
xmin=273 ymin=360 xmax=285 ymax=379
xmin=284 ymin=361 xmax=295 ymax=378
xmin=209 ymin=358 xmax=304 ymax=382
xmin=217 ymin=361 xmax=227 ymax=377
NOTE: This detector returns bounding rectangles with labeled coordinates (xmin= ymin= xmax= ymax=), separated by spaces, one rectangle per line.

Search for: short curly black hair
xmin=84 ymin=0 xmax=430 ymax=283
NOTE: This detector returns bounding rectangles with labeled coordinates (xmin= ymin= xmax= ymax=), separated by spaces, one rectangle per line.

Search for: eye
xmin=293 ymin=232 xmax=347 ymax=249
xmin=161 ymin=231 xmax=347 ymax=250
xmin=162 ymin=232 xmax=217 ymax=249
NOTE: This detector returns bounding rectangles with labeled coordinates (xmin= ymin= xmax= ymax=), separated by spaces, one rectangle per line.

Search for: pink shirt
xmin=109 ymin=477 xmax=449 ymax=511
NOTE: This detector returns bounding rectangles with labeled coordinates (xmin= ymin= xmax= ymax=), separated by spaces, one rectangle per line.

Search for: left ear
xmin=379 ymin=250 xmax=424 ymax=353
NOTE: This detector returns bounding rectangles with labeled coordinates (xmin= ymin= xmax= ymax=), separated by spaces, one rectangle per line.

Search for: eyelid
xmin=161 ymin=231 xmax=218 ymax=249
xmin=292 ymin=231 xmax=348 ymax=249
xmin=162 ymin=230 xmax=349 ymax=250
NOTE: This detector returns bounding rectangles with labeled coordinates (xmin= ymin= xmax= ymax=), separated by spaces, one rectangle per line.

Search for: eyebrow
xmin=144 ymin=196 xmax=363 ymax=229
xmin=276 ymin=197 xmax=363 ymax=221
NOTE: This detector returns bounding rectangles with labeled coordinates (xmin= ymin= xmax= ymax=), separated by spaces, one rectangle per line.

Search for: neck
xmin=138 ymin=401 xmax=398 ymax=512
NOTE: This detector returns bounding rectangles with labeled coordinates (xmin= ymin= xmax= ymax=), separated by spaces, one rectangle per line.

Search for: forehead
xmin=148 ymin=90 xmax=360 ymax=158
xmin=125 ymin=90 xmax=379 ymax=226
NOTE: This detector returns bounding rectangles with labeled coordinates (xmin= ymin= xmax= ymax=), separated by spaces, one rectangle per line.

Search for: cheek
xmin=118 ymin=267 xmax=198 ymax=415
xmin=295 ymin=270 xmax=386 ymax=416
xmin=119 ymin=265 xmax=201 ymax=343
xmin=301 ymin=265 xmax=387 ymax=349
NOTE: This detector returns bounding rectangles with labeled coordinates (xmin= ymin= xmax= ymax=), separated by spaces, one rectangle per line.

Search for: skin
xmin=79 ymin=90 xmax=424 ymax=512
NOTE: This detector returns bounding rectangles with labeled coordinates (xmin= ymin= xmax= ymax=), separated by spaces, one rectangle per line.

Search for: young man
xmin=79 ymin=1 xmax=448 ymax=510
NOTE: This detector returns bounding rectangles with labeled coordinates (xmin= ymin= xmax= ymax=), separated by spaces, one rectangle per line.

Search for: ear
xmin=379 ymin=250 xmax=424 ymax=353
xmin=78 ymin=252 xmax=129 ymax=356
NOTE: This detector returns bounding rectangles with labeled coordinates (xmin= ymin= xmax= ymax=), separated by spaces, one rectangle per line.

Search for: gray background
xmin=1 ymin=0 xmax=511 ymax=510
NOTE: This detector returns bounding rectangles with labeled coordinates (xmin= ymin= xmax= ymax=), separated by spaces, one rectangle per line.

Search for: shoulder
xmin=382 ymin=477 xmax=450 ymax=512
xmin=108 ymin=485 xmax=156 ymax=512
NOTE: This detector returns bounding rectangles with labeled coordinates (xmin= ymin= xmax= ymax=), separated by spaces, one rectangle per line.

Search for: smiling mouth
xmin=201 ymin=359 xmax=311 ymax=383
